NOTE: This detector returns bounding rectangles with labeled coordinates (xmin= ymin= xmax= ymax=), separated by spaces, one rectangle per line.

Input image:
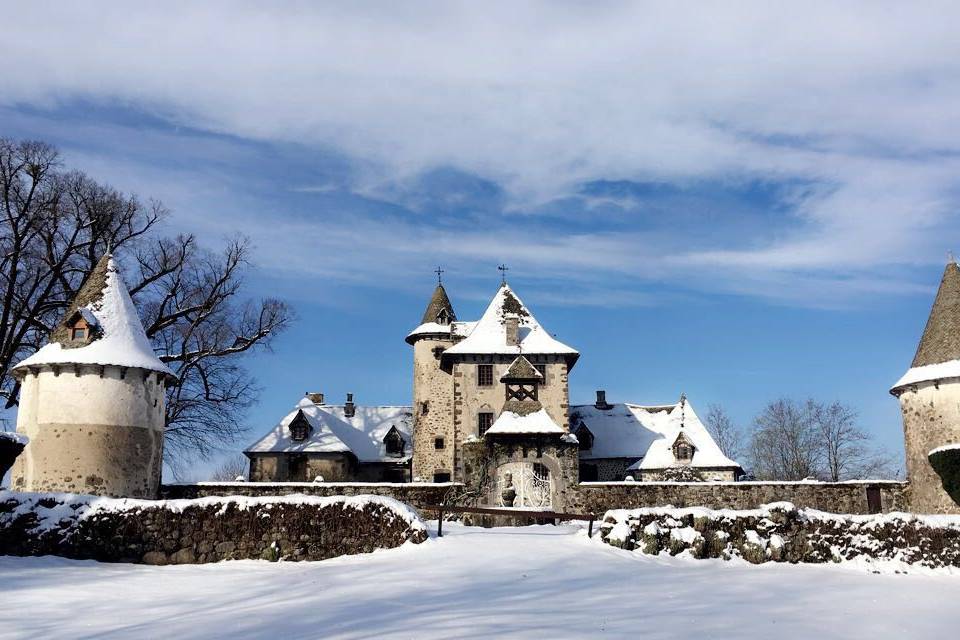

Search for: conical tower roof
xmin=912 ymin=262 xmax=960 ymax=367
xmin=13 ymin=254 xmax=174 ymax=378
xmin=892 ymin=261 xmax=960 ymax=391
xmin=420 ymin=284 xmax=457 ymax=325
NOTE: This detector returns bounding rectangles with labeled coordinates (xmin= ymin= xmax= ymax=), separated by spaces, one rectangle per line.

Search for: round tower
xmin=10 ymin=254 xmax=174 ymax=498
xmin=406 ymin=281 xmax=458 ymax=482
xmin=891 ymin=260 xmax=960 ymax=514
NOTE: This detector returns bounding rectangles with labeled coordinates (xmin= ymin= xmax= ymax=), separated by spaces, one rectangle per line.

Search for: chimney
xmin=595 ymin=390 xmax=612 ymax=410
xmin=505 ymin=315 xmax=519 ymax=346
xmin=344 ymin=392 xmax=356 ymax=418
xmin=306 ymin=392 xmax=325 ymax=405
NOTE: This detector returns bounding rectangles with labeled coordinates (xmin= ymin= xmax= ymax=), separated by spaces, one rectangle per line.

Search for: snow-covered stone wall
xmin=163 ymin=480 xmax=458 ymax=508
xmin=601 ymin=503 xmax=960 ymax=571
xmin=0 ymin=490 xmax=427 ymax=564
xmin=575 ymin=480 xmax=908 ymax=515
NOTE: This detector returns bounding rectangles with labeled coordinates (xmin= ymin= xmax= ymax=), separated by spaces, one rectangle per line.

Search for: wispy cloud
xmin=3 ymin=3 xmax=960 ymax=307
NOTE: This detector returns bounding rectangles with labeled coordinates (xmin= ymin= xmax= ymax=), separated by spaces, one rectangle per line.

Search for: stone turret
xmin=10 ymin=254 xmax=174 ymax=498
xmin=407 ymin=283 xmax=458 ymax=482
xmin=891 ymin=261 xmax=960 ymax=513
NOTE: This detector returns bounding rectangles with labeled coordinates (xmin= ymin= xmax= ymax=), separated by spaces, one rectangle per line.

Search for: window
xmin=437 ymin=308 xmax=450 ymax=325
xmin=478 ymin=412 xmax=494 ymax=436
xmin=289 ymin=411 xmax=312 ymax=442
xmin=506 ymin=382 xmax=537 ymax=401
xmin=675 ymin=444 xmax=693 ymax=461
xmin=288 ymin=454 xmax=308 ymax=481
xmin=477 ymin=364 xmax=494 ymax=387
xmin=71 ymin=326 xmax=87 ymax=341
xmin=383 ymin=468 xmax=407 ymax=483
xmin=580 ymin=464 xmax=599 ymax=482
xmin=433 ymin=471 xmax=451 ymax=483
xmin=420 ymin=401 xmax=429 ymax=415
xmin=434 ymin=437 xmax=445 ymax=450
xmin=384 ymin=427 xmax=405 ymax=456
xmin=575 ymin=425 xmax=594 ymax=451
xmin=534 ymin=364 xmax=547 ymax=385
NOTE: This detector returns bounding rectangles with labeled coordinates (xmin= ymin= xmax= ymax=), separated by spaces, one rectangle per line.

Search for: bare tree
xmin=704 ymin=404 xmax=743 ymax=462
xmin=0 ymin=138 xmax=293 ymax=467
xmin=811 ymin=401 xmax=895 ymax=481
xmin=747 ymin=399 xmax=822 ymax=480
xmin=209 ymin=454 xmax=250 ymax=481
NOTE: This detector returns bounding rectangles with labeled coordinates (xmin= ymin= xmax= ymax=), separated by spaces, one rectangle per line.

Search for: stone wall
xmin=573 ymin=480 xmax=908 ymax=515
xmin=600 ymin=502 xmax=960 ymax=570
xmin=0 ymin=490 xmax=427 ymax=564
xmin=163 ymin=481 xmax=458 ymax=512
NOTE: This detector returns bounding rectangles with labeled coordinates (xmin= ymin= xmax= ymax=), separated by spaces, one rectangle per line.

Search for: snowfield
xmin=1 ymin=523 xmax=958 ymax=639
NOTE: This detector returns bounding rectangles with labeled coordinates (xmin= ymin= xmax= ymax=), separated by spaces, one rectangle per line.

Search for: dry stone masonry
xmin=601 ymin=503 xmax=960 ymax=570
xmin=0 ymin=490 xmax=427 ymax=564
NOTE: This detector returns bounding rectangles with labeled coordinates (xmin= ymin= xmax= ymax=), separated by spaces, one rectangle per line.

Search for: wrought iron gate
xmin=496 ymin=462 xmax=553 ymax=508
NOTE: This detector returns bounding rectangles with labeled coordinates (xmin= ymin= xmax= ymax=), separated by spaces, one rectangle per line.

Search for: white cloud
xmin=3 ymin=2 xmax=960 ymax=305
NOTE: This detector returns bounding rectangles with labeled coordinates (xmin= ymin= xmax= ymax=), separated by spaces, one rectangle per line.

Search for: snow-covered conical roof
xmin=406 ymin=284 xmax=459 ymax=344
xmin=13 ymin=254 xmax=174 ymax=378
xmin=443 ymin=284 xmax=578 ymax=364
xmin=892 ymin=261 xmax=960 ymax=391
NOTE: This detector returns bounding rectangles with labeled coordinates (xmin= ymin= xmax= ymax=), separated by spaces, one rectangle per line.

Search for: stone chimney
xmin=344 ymin=392 xmax=356 ymax=418
xmin=595 ymin=390 xmax=612 ymax=410
xmin=505 ymin=315 xmax=520 ymax=346
xmin=306 ymin=392 xmax=325 ymax=405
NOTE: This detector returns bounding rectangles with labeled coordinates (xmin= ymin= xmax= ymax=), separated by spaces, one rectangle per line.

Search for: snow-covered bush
xmin=657 ymin=466 xmax=706 ymax=482
xmin=600 ymin=503 xmax=960 ymax=571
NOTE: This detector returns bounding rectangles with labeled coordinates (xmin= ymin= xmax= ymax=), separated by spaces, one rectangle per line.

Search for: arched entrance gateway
xmin=496 ymin=461 xmax=552 ymax=508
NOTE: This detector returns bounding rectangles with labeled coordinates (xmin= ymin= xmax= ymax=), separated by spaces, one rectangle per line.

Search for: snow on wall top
xmin=484 ymin=408 xmax=565 ymax=435
xmin=892 ymin=359 xmax=960 ymax=391
xmin=443 ymin=284 xmax=578 ymax=359
xmin=12 ymin=255 xmax=173 ymax=378
xmin=0 ymin=431 xmax=28 ymax=445
xmin=571 ymin=400 xmax=739 ymax=470
xmin=245 ymin=397 xmax=413 ymax=462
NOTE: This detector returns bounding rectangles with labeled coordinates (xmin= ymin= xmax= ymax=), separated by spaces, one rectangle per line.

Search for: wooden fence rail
xmin=423 ymin=504 xmax=598 ymax=538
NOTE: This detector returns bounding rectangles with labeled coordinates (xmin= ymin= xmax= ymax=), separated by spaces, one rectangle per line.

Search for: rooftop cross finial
xmin=498 ymin=263 xmax=509 ymax=284
xmin=435 ymin=266 xmax=444 ymax=285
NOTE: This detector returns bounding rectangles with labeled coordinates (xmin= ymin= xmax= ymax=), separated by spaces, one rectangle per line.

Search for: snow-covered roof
xmin=245 ymin=397 xmax=413 ymax=463
xmin=443 ymin=284 xmax=578 ymax=361
xmin=571 ymin=400 xmax=739 ymax=470
xmin=405 ymin=322 xmax=453 ymax=343
xmin=892 ymin=262 xmax=960 ymax=392
xmin=485 ymin=408 xmax=565 ymax=435
xmin=12 ymin=255 xmax=174 ymax=378
xmin=0 ymin=431 xmax=28 ymax=446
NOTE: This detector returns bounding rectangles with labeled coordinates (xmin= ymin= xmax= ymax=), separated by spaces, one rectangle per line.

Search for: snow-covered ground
xmin=1 ymin=522 xmax=958 ymax=639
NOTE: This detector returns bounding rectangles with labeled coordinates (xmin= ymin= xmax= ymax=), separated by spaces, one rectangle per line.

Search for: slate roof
xmin=13 ymin=254 xmax=174 ymax=378
xmin=893 ymin=261 xmax=960 ymax=390
xmin=570 ymin=399 xmax=739 ymax=470
xmin=443 ymin=284 xmax=578 ymax=363
xmin=245 ymin=397 xmax=413 ymax=462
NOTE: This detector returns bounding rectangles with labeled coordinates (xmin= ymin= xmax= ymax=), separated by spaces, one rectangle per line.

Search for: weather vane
xmin=498 ymin=264 xmax=509 ymax=284
xmin=435 ymin=266 xmax=444 ymax=284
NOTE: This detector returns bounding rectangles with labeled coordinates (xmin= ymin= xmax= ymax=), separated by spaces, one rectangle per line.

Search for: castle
xmin=244 ymin=279 xmax=740 ymax=509
xmin=6 ymin=254 xmax=960 ymax=515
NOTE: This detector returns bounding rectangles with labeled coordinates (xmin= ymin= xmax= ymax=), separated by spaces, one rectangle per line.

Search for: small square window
xmin=534 ymin=364 xmax=547 ymax=385
xmin=433 ymin=472 xmax=451 ymax=483
xmin=477 ymin=364 xmax=494 ymax=386
xmin=71 ymin=327 xmax=87 ymax=341
xmin=434 ymin=437 xmax=445 ymax=450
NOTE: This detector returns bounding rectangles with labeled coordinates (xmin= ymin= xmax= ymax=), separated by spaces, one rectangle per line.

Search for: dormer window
xmin=289 ymin=410 xmax=312 ymax=442
xmin=436 ymin=308 xmax=451 ymax=325
xmin=575 ymin=424 xmax=594 ymax=451
xmin=71 ymin=326 xmax=87 ymax=341
xmin=64 ymin=310 xmax=96 ymax=344
xmin=673 ymin=433 xmax=695 ymax=462
xmin=384 ymin=426 xmax=405 ymax=457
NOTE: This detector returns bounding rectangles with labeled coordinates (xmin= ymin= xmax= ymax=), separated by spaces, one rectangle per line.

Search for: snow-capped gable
xmin=13 ymin=255 xmax=173 ymax=378
xmin=443 ymin=284 xmax=578 ymax=360
xmin=634 ymin=401 xmax=738 ymax=470
xmin=245 ymin=397 xmax=413 ymax=462
xmin=571 ymin=399 xmax=739 ymax=470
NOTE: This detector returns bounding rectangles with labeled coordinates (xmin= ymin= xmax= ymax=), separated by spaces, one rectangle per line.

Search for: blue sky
xmin=4 ymin=3 xmax=960 ymax=478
